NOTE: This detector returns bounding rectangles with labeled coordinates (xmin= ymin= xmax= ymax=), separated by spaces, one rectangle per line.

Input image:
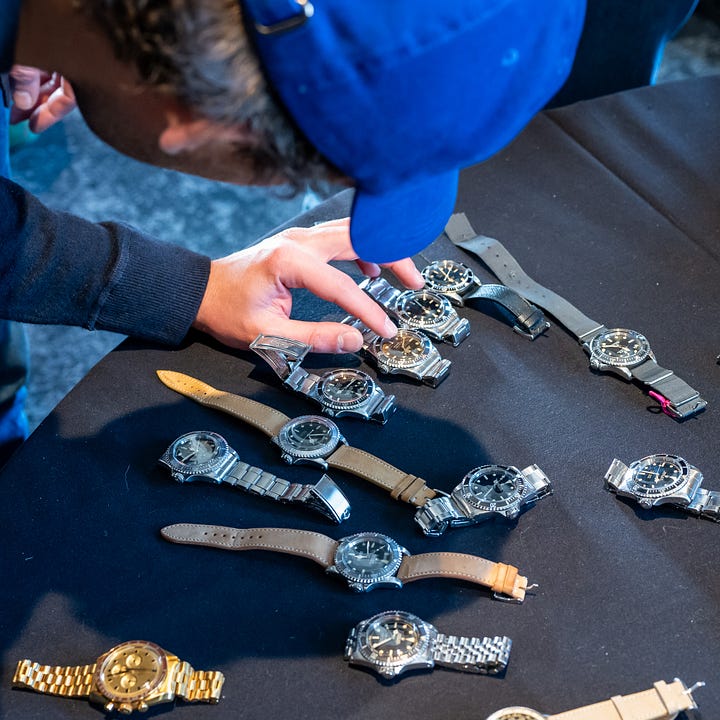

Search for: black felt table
xmin=1 ymin=76 xmax=718 ymax=719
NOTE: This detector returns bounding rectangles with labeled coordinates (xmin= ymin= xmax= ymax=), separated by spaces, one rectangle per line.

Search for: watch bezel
xmin=375 ymin=328 xmax=433 ymax=369
xmin=164 ymin=431 xmax=229 ymax=476
xmin=458 ymin=464 xmax=525 ymax=511
xmin=626 ymin=453 xmax=689 ymax=500
xmin=274 ymin=415 xmax=342 ymax=459
xmin=333 ymin=532 xmax=404 ymax=588
xmin=484 ymin=708 xmax=545 ymax=720
xmin=421 ymin=259 xmax=475 ymax=294
xmin=357 ymin=610 xmax=431 ymax=674
xmin=589 ymin=327 xmax=652 ymax=368
xmin=394 ymin=289 xmax=453 ymax=330
xmin=317 ymin=368 xmax=374 ymax=410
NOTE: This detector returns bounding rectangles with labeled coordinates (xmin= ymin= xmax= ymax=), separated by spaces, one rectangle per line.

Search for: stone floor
xmin=10 ymin=12 xmax=720 ymax=432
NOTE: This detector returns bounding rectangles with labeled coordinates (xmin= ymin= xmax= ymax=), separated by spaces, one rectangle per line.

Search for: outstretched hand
xmin=9 ymin=65 xmax=77 ymax=132
xmin=193 ymin=218 xmax=425 ymax=353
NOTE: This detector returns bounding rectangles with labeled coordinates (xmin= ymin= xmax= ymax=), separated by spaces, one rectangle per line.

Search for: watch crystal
xmin=459 ymin=465 xmax=525 ymax=511
xmin=334 ymin=532 xmax=404 ymax=586
xmin=95 ymin=641 xmax=167 ymax=704
xmin=318 ymin=369 xmax=372 ymax=409
xmin=422 ymin=259 xmax=474 ymax=293
xmin=359 ymin=611 xmax=429 ymax=669
xmin=276 ymin=415 xmax=341 ymax=459
xmin=589 ymin=328 xmax=652 ymax=367
xmin=377 ymin=329 xmax=432 ymax=368
xmin=395 ymin=290 xmax=452 ymax=329
xmin=164 ymin=430 xmax=229 ymax=476
xmin=627 ymin=454 xmax=688 ymax=499
xmin=484 ymin=709 xmax=544 ymax=720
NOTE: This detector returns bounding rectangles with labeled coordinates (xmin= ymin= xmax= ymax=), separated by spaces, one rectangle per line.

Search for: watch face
xmin=395 ymin=290 xmax=452 ymax=329
xmin=334 ymin=532 xmax=404 ymax=587
xmin=164 ymin=430 xmax=229 ymax=476
xmin=317 ymin=369 xmax=373 ymax=410
xmin=484 ymin=709 xmax=544 ymax=720
xmin=589 ymin=328 xmax=652 ymax=367
xmin=376 ymin=329 xmax=432 ymax=369
xmin=94 ymin=641 xmax=167 ymax=705
xmin=421 ymin=259 xmax=474 ymax=293
xmin=627 ymin=454 xmax=689 ymax=499
xmin=358 ymin=611 xmax=429 ymax=673
xmin=458 ymin=464 xmax=525 ymax=511
xmin=275 ymin=415 xmax=341 ymax=459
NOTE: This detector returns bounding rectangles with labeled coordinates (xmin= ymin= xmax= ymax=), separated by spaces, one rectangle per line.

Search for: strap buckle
xmin=648 ymin=390 xmax=707 ymax=419
xmin=299 ymin=474 xmax=351 ymax=524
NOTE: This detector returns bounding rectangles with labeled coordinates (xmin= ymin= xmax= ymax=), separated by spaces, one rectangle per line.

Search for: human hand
xmin=9 ymin=65 xmax=77 ymax=132
xmin=193 ymin=218 xmax=425 ymax=353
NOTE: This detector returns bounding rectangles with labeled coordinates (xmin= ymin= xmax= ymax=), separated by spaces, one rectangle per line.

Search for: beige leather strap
xmin=161 ymin=523 xmax=338 ymax=568
xmin=397 ymin=553 xmax=528 ymax=602
xmin=13 ymin=660 xmax=96 ymax=697
xmin=156 ymin=370 xmax=289 ymax=437
xmin=327 ymin=444 xmax=438 ymax=506
xmin=173 ymin=662 xmax=225 ymax=703
xmin=550 ymin=680 xmax=697 ymax=720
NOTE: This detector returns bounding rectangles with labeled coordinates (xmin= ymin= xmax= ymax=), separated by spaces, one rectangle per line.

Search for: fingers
xmin=381 ymin=258 xmax=425 ymax=289
xmin=9 ymin=65 xmax=45 ymax=110
xmin=252 ymin=318 xmax=365 ymax=354
xmin=8 ymin=66 xmax=76 ymax=131
xmin=28 ymin=77 xmax=77 ymax=133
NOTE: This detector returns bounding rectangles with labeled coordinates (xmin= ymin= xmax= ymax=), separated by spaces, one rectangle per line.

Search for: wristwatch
xmin=341 ymin=316 xmax=451 ymax=387
xmin=158 ymin=429 xmax=351 ymax=524
xmin=415 ymin=463 xmax=553 ymax=536
xmin=344 ymin=610 xmax=512 ymax=680
xmin=12 ymin=640 xmax=224 ymax=714
xmin=420 ymin=259 xmax=550 ymax=340
xmin=604 ymin=454 xmax=720 ymax=521
xmin=249 ymin=334 xmax=395 ymax=424
xmin=358 ymin=276 xmax=470 ymax=346
xmin=484 ymin=678 xmax=703 ymax=720
xmin=160 ymin=524 xmax=531 ymax=600
xmin=156 ymin=370 xmax=441 ymax=508
xmin=445 ymin=212 xmax=707 ymax=420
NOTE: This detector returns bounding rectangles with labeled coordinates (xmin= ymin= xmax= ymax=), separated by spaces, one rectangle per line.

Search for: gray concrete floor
xmin=10 ymin=12 xmax=720 ymax=432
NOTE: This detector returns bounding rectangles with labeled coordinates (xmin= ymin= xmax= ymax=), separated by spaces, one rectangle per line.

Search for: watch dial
xmin=95 ymin=641 xmax=167 ymax=703
xmin=395 ymin=290 xmax=451 ymax=329
xmin=589 ymin=328 xmax=651 ymax=367
xmin=363 ymin=614 xmax=423 ymax=663
xmin=318 ymin=369 xmax=372 ymax=409
xmin=277 ymin=415 xmax=340 ymax=458
xmin=421 ymin=259 xmax=474 ymax=293
xmin=459 ymin=465 xmax=524 ymax=510
xmin=377 ymin=329 xmax=431 ymax=368
xmin=484 ymin=710 xmax=545 ymax=720
xmin=172 ymin=432 xmax=221 ymax=467
xmin=627 ymin=454 xmax=688 ymax=499
xmin=334 ymin=532 xmax=403 ymax=585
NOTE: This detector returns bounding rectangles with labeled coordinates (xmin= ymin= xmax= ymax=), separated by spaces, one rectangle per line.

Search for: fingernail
xmin=383 ymin=317 xmax=398 ymax=337
xmin=14 ymin=91 xmax=32 ymax=109
xmin=337 ymin=331 xmax=362 ymax=353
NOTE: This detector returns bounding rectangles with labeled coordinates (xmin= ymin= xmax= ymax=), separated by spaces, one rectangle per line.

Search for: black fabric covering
xmin=1 ymin=76 xmax=718 ymax=719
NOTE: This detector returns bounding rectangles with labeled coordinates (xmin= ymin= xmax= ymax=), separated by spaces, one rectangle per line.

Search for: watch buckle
xmin=493 ymin=582 xmax=538 ymax=604
xmin=303 ymin=474 xmax=351 ymax=523
xmin=648 ymin=390 xmax=682 ymax=419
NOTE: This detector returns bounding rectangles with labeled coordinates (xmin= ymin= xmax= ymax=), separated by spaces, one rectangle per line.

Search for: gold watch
xmin=12 ymin=640 xmax=224 ymax=714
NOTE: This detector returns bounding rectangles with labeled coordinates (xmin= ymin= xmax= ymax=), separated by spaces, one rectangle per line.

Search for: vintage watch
xmin=156 ymin=370 xmax=442 ymax=508
xmin=344 ymin=610 xmax=511 ymax=680
xmin=12 ymin=640 xmax=224 ymax=714
xmin=415 ymin=463 xmax=553 ymax=536
xmin=249 ymin=334 xmax=395 ymax=424
xmin=158 ymin=429 xmax=350 ymax=524
xmin=445 ymin=212 xmax=707 ymax=420
xmin=484 ymin=678 xmax=703 ymax=720
xmin=604 ymin=454 xmax=720 ymax=521
xmin=420 ymin=259 xmax=550 ymax=340
xmin=359 ymin=276 xmax=470 ymax=346
xmin=341 ymin=316 xmax=451 ymax=387
xmin=160 ymin=524 xmax=530 ymax=601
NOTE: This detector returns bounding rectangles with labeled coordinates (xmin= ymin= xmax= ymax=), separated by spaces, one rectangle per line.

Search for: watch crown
xmin=118 ymin=702 xmax=134 ymax=714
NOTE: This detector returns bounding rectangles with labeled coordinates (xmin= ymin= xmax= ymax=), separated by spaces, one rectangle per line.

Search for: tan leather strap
xmin=12 ymin=660 xmax=96 ymax=697
xmin=161 ymin=523 xmax=337 ymax=568
xmin=397 ymin=553 xmax=528 ymax=602
xmin=156 ymin=370 xmax=289 ymax=437
xmin=327 ymin=443 xmax=438 ymax=506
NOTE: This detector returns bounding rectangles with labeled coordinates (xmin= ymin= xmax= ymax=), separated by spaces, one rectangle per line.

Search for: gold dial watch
xmin=12 ymin=640 xmax=224 ymax=714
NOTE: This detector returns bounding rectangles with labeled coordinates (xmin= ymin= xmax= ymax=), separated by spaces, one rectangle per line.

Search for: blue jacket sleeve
xmin=0 ymin=176 xmax=211 ymax=344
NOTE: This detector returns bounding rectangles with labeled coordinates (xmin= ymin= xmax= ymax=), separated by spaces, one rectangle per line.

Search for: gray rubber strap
xmin=445 ymin=213 xmax=603 ymax=341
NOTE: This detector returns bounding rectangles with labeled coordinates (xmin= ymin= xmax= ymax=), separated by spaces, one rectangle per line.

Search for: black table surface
xmin=1 ymin=75 xmax=719 ymax=719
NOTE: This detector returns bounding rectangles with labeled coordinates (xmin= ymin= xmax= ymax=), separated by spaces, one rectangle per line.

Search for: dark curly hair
xmin=76 ymin=0 xmax=334 ymax=189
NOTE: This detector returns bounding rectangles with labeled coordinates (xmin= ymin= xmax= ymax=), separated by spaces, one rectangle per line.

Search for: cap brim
xmin=350 ymin=170 xmax=459 ymax=264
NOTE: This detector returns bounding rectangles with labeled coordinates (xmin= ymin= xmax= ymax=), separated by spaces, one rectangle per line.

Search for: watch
xmin=358 ymin=276 xmax=471 ymax=346
xmin=160 ymin=524 xmax=530 ymax=601
xmin=249 ymin=334 xmax=395 ymax=424
xmin=415 ymin=463 xmax=553 ymax=536
xmin=484 ymin=678 xmax=703 ymax=720
xmin=604 ymin=454 xmax=720 ymax=521
xmin=156 ymin=370 xmax=441 ymax=508
xmin=420 ymin=259 xmax=550 ymax=340
xmin=445 ymin=212 xmax=707 ymax=420
xmin=341 ymin=316 xmax=451 ymax=387
xmin=344 ymin=610 xmax=512 ymax=680
xmin=158 ymin=429 xmax=351 ymax=524
xmin=12 ymin=640 xmax=224 ymax=714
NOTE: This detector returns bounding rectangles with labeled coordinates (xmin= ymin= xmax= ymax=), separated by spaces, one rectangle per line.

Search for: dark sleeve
xmin=0 ymin=176 xmax=211 ymax=344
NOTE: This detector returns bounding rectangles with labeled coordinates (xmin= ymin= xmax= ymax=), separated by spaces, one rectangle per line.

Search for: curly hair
xmin=76 ymin=0 xmax=333 ymax=189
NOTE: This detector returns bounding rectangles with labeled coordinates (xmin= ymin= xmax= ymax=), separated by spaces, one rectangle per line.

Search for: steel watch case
xmin=584 ymin=327 xmax=654 ymax=379
xmin=484 ymin=708 xmax=545 ymax=720
xmin=271 ymin=415 xmax=346 ymax=469
xmin=454 ymin=464 xmax=529 ymax=520
xmin=421 ymin=259 xmax=480 ymax=306
xmin=159 ymin=431 xmax=238 ymax=484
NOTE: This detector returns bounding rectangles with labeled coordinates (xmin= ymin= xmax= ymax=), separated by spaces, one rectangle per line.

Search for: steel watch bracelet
xmin=686 ymin=488 xmax=720 ymax=520
xmin=432 ymin=634 xmax=511 ymax=674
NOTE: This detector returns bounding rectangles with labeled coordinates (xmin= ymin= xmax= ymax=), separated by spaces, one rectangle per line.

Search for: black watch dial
xmin=275 ymin=415 xmax=341 ymax=459
xmin=164 ymin=430 xmax=229 ymax=477
xmin=589 ymin=328 xmax=652 ymax=367
xmin=333 ymin=532 xmax=404 ymax=588
xmin=377 ymin=329 xmax=432 ymax=368
xmin=395 ymin=290 xmax=452 ymax=329
xmin=360 ymin=611 xmax=428 ymax=668
xmin=318 ymin=369 xmax=373 ymax=409
xmin=421 ymin=259 xmax=475 ymax=294
xmin=627 ymin=454 xmax=688 ymax=500
xmin=458 ymin=464 xmax=525 ymax=511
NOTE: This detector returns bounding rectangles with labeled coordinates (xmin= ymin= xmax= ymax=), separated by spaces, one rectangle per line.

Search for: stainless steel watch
xmin=484 ymin=678 xmax=703 ymax=720
xmin=420 ymin=259 xmax=549 ymax=340
xmin=12 ymin=640 xmax=225 ymax=714
xmin=249 ymin=334 xmax=396 ymax=424
xmin=344 ymin=610 xmax=512 ymax=680
xmin=160 ymin=524 xmax=531 ymax=601
xmin=359 ymin=276 xmax=471 ymax=346
xmin=341 ymin=316 xmax=451 ymax=387
xmin=158 ymin=430 xmax=351 ymax=524
xmin=415 ymin=464 xmax=553 ymax=536
xmin=605 ymin=454 xmax=720 ymax=521
xmin=445 ymin=212 xmax=707 ymax=420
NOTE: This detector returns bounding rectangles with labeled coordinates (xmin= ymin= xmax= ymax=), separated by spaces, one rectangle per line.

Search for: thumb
xmin=9 ymin=65 xmax=43 ymax=110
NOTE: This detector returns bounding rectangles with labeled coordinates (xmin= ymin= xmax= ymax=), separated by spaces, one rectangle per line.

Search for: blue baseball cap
xmin=242 ymin=0 xmax=585 ymax=263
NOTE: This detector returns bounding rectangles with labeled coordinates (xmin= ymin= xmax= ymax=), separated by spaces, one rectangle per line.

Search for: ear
xmin=158 ymin=108 xmax=251 ymax=155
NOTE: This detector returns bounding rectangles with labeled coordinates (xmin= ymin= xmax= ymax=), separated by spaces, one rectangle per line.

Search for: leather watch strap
xmin=156 ymin=370 xmax=289 ymax=437
xmin=13 ymin=660 xmax=96 ymax=697
xmin=397 ymin=553 xmax=528 ymax=602
xmin=161 ymin=523 xmax=338 ymax=568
